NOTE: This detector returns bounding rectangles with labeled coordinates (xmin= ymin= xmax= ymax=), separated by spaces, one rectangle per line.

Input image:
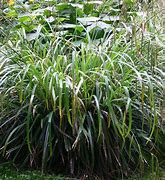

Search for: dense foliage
xmin=0 ymin=0 xmax=164 ymax=179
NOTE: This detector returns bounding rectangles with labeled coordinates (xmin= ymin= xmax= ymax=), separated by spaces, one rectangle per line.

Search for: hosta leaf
xmin=77 ymin=17 xmax=100 ymax=25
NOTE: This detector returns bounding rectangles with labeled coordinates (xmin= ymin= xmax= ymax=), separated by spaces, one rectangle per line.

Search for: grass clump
xmin=0 ymin=0 xmax=164 ymax=179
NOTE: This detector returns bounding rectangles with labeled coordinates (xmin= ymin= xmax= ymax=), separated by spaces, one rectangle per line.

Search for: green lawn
xmin=0 ymin=165 xmax=69 ymax=180
xmin=0 ymin=164 xmax=165 ymax=180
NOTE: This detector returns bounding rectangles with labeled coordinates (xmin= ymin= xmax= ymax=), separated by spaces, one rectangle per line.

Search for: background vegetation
xmin=0 ymin=0 xmax=164 ymax=179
